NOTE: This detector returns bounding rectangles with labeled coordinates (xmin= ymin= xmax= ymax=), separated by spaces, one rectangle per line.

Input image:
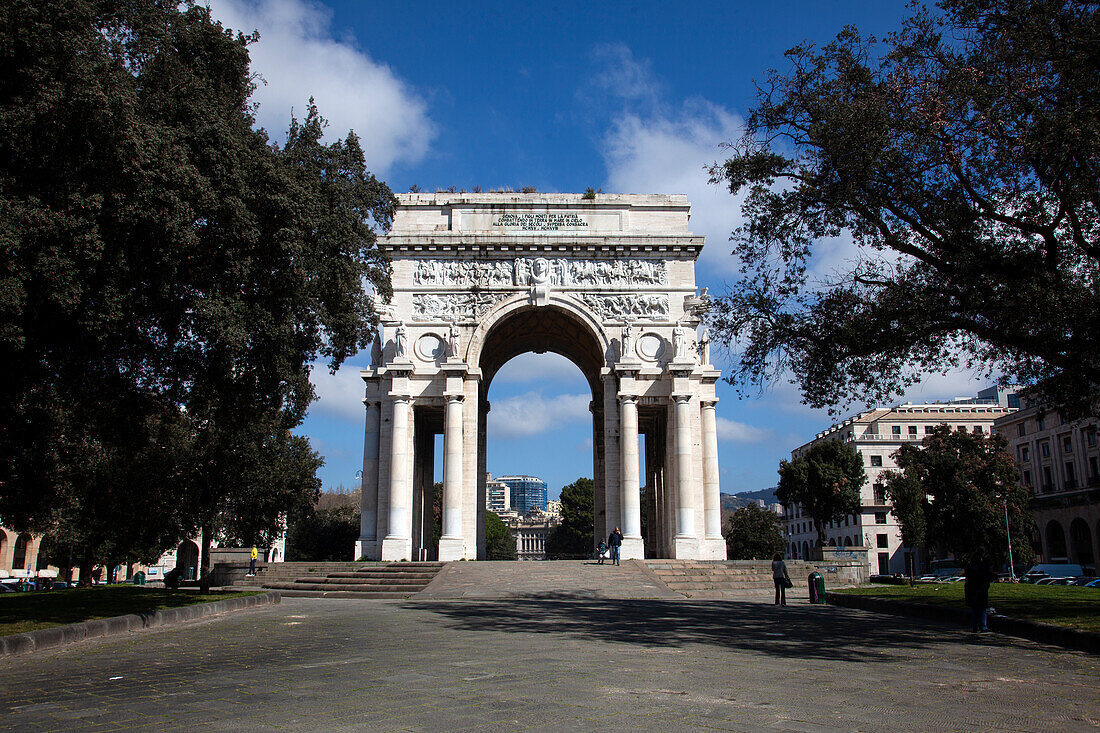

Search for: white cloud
xmin=493 ymin=352 xmax=587 ymax=386
xmin=308 ymin=363 xmax=367 ymax=423
xmin=583 ymin=43 xmax=662 ymax=111
xmin=602 ymin=100 xmax=747 ymax=282
xmin=209 ymin=0 xmax=434 ymax=173
xmin=489 ymin=392 xmax=591 ymax=439
xmin=715 ymin=417 xmax=772 ymax=443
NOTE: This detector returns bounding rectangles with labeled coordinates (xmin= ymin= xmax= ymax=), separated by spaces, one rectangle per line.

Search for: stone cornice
xmin=380 ymin=235 xmax=705 ymax=255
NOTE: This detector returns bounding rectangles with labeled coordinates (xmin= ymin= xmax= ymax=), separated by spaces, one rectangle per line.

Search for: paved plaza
xmin=1 ymin=591 xmax=1098 ymax=732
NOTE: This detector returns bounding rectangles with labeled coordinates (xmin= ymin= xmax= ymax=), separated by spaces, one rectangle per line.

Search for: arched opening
xmin=843 ymin=536 xmax=853 ymax=547
xmin=12 ymin=533 xmax=31 ymax=572
xmin=176 ymin=540 xmax=200 ymax=580
xmin=0 ymin=531 xmax=7 ymax=570
xmin=1045 ymin=520 xmax=1068 ymax=561
xmin=477 ymin=304 xmax=611 ymax=559
xmin=801 ymin=541 xmax=809 ymax=559
xmin=1069 ymin=517 xmax=1094 ymax=567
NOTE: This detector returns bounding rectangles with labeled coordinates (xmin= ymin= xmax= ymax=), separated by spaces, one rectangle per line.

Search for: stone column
xmin=700 ymin=399 xmax=726 ymax=559
xmin=673 ymin=394 xmax=697 ymax=557
xmin=356 ymin=400 xmax=381 ymax=560
xmin=381 ymin=396 xmax=413 ymax=561
xmin=619 ymin=394 xmax=644 ymax=559
xmin=438 ymin=392 xmax=466 ymax=560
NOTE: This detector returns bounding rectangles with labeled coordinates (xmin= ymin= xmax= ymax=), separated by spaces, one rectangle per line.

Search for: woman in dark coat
xmin=964 ymin=556 xmax=995 ymax=632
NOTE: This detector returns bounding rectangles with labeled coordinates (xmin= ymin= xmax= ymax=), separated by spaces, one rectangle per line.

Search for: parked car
xmin=1086 ymin=579 xmax=1100 ymax=588
xmin=1023 ymin=563 xmax=1085 ymax=583
xmin=1035 ymin=577 xmax=1058 ymax=585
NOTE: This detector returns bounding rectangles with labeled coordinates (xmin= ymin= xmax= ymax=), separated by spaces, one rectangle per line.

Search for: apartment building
xmin=785 ymin=389 xmax=1017 ymax=575
xmin=994 ymin=401 xmax=1099 ymax=571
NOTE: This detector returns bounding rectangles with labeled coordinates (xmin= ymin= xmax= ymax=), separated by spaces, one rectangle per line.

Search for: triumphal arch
xmin=355 ymin=193 xmax=726 ymax=562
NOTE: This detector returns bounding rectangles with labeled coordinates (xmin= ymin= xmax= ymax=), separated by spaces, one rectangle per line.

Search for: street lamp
xmin=1003 ymin=497 xmax=1015 ymax=579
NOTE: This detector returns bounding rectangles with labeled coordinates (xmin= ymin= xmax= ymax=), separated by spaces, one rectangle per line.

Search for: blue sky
xmin=210 ymin=0 xmax=995 ymax=499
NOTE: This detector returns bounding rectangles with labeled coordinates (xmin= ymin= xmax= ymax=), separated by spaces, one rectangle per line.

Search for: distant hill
xmin=720 ymin=487 xmax=779 ymax=512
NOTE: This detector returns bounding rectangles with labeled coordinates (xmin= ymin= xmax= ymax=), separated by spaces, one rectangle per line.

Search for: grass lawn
xmin=834 ymin=583 xmax=1100 ymax=633
xmin=0 ymin=586 xmax=261 ymax=636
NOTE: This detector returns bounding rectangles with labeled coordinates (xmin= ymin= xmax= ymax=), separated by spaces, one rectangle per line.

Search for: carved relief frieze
xmin=411 ymin=292 xmax=508 ymax=321
xmin=412 ymin=257 xmax=667 ymax=289
xmin=578 ymin=293 xmax=669 ymax=321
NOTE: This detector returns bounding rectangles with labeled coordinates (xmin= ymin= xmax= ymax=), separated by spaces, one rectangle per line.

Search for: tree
xmin=0 ymin=1 xmax=394 ymax=583
xmin=288 ymin=504 xmax=360 ymax=562
xmin=776 ymin=440 xmax=864 ymax=546
xmin=884 ymin=425 xmax=1033 ymax=568
xmin=485 ymin=511 xmax=517 ymax=561
xmin=545 ymin=477 xmax=593 ymax=558
xmin=708 ymin=0 xmax=1100 ymax=417
xmin=723 ymin=504 xmax=785 ymax=560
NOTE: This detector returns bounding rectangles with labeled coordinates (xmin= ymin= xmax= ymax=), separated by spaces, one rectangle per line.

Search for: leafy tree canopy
xmin=884 ymin=425 xmax=1033 ymax=567
xmin=723 ymin=504 xmax=785 ymax=560
xmin=776 ymin=440 xmax=864 ymax=544
xmin=546 ymin=477 xmax=593 ymax=558
xmin=708 ymin=0 xmax=1100 ymax=417
xmin=485 ymin=511 xmax=517 ymax=561
xmin=0 ymin=0 xmax=394 ymax=579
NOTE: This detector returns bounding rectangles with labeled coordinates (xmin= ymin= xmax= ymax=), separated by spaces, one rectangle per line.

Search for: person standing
xmin=772 ymin=553 xmax=789 ymax=606
xmin=964 ymin=555 xmax=995 ymax=632
xmin=608 ymin=527 xmax=623 ymax=566
xmin=249 ymin=546 xmax=258 ymax=577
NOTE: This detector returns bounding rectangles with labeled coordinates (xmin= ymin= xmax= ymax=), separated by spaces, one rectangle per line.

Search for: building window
xmin=1022 ymin=470 xmax=1031 ymax=487
xmin=1065 ymin=462 xmax=1075 ymax=483
xmin=1041 ymin=442 xmax=1050 ymax=458
xmin=1063 ymin=435 xmax=1073 ymax=453
xmin=873 ymin=483 xmax=886 ymax=504
xmin=892 ymin=425 xmax=901 ymax=436
xmin=1038 ymin=416 xmax=1046 ymax=430
xmin=1042 ymin=465 xmax=1053 ymax=490
xmin=908 ymin=426 xmax=918 ymax=436
xmin=875 ymin=512 xmax=887 ymax=524
xmin=870 ymin=455 xmax=883 ymax=467
xmin=1021 ymin=446 xmax=1030 ymax=462
xmin=1090 ymin=457 xmax=1098 ymax=480
xmin=1017 ymin=423 xmax=1026 ymax=437
xmin=925 ymin=425 xmax=935 ymax=433
xmin=1088 ymin=429 xmax=1097 ymax=448
xmin=957 ymin=425 xmax=967 ymax=432
xmin=973 ymin=426 xmax=983 ymax=434
xmin=876 ymin=534 xmax=889 ymax=549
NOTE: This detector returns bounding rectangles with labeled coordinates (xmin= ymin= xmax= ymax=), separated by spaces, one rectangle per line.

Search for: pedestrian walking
xmin=249 ymin=545 xmax=258 ymax=576
xmin=608 ymin=528 xmax=623 ymax=566
xmin=596 ymin=540 xmax=608 ymax=564
xmin=964 ymin=555 xmax=995 ymax=632
xmin=772 ymin=553 xmax=790 ymax=606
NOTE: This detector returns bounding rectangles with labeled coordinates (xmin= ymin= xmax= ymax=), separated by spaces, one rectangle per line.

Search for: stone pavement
xmin=1 ymin=593 xmax=1098 ymax=732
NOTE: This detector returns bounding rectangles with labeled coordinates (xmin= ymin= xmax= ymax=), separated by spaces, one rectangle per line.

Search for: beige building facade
xmin=995 ymin=402 xmax=1099 ymax=571
xmin=0 ymin=527 xmax=41 ymax=578
xmin=356 ymin=193 xmax=726 ymax=562
xmin=786 ymin=394 xmax=1017 ymax=575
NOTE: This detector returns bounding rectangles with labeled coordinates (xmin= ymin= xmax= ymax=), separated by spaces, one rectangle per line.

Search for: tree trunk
xmin=199 ymin=523 xmax=213 ymax=593
xmin=78 ymin=553 xmax=95 ymax=588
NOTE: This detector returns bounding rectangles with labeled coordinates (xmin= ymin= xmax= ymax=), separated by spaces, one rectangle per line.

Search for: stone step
xmin=292 ymin=576 xmax=427 ymax=586
xmin=329 ymin=571 xmax=439 ymax=580
xmin=663 ymin=581 xmax=784 ymax=591
xmin=266 ymin=581 xmax=430 ymax=593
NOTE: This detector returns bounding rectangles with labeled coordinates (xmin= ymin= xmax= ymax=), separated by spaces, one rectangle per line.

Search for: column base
xmin=380 ymin=536 xmax=412 ymax=562
xmin=354 ymin=539 xmax=380 ymax=561
xmin=437 ymin=536 xmax=468 ymax=561
xmin=619 ymin=537 xmax=645 ymax=561
xmin=671 ymin=536 xmax=699 ymax=559
xmin=698 ymin=536 xmax=727 ymax=561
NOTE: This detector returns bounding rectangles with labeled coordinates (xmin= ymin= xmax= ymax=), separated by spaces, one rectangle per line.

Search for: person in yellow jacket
xmin=249 ymin=546 xmax=258 ymax=576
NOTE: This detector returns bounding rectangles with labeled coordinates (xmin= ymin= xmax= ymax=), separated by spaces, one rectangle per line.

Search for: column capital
xmin=444 ymin=392 xmax=465 ymax=403
xmin=390 ymin=394 xmax=412 ymax=404
xmin=671 ymin=393 xmax=692 ymax=405
xmin=618 ymin=393 xmax=638 ymax=404
xmin=700 ymin=398 xmax=718 ymax=408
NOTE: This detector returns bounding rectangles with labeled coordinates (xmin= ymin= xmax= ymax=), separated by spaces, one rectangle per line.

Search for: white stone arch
xmin=464 ymin=293 xmax=613 ymax=379
xmin=357 ymin=193 xmax=725 ymax=563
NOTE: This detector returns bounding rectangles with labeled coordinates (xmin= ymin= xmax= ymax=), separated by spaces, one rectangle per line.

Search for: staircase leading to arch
xmin=644 ymin=560 xmax=821 ymax=599
xmin=231 ymin=562 xmax=445 ymax=599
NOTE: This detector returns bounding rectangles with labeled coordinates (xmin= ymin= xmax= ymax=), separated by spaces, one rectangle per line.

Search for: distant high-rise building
xmin=485 ymin=473 xmax=510 ymax=514
xmin=498 ymin=475 xmax=547 ymax=515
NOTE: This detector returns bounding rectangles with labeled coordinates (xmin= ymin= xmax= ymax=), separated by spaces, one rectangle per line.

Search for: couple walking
xmin=601 ymin=527 xmax=622 ymax=566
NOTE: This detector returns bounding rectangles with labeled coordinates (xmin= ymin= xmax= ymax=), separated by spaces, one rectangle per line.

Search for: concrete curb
xmin=825 ymin=591 xmax=1099 ymax=655
xmin=0 ymin=591 xmax=281 ymax=658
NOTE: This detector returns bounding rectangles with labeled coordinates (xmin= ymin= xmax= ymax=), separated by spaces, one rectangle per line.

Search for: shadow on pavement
xmin=402 ymin=596 xmax=1013 ymax=663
